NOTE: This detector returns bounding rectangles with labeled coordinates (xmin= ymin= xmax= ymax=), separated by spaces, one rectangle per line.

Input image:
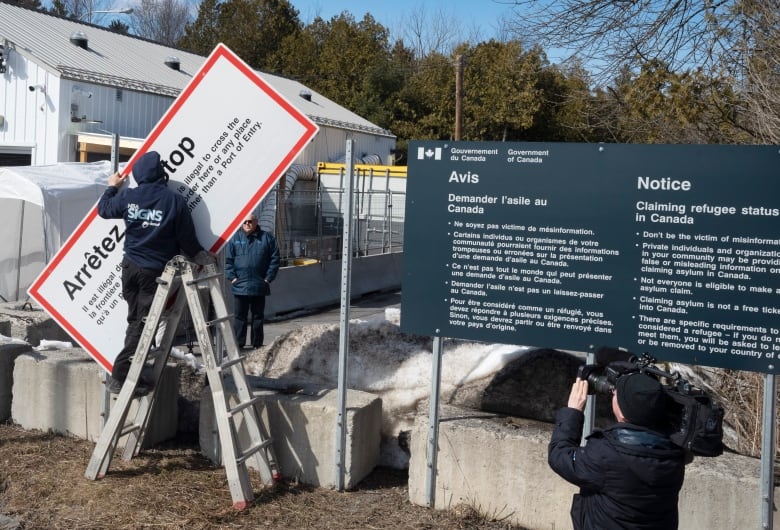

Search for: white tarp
xmin=0 ymin=161 xmax=114 ymax=302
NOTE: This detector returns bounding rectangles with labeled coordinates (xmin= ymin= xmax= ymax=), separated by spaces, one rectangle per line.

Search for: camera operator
xmin=548 ymin=373 xmax=687 ymax=530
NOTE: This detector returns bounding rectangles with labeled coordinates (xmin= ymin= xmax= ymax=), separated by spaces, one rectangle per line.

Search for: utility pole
xmin=454 ymin=54 xmax=464 ymax=141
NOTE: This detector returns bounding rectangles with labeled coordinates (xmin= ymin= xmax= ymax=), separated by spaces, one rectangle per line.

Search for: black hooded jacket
xmin=98 ymin=152 xmax=204 ymax=271
xmin=548 ymin=407 xmax=686 ymax=530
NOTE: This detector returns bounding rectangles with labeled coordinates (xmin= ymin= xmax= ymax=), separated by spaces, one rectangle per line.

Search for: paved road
xmin=170 ymin=290 xmax=401 ymax=353
xmin=262 ymin=290 xmax=401 ymax=345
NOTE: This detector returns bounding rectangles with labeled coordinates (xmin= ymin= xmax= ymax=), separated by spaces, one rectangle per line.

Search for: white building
xmin=0 ymin=3 xmax=403 ymax=311
xmin=0 ymin=2 xmax=396 ymax=167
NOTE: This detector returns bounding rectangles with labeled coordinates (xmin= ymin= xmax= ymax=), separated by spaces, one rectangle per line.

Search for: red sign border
xmin=28 ymin=43 xmax=319 ymax=371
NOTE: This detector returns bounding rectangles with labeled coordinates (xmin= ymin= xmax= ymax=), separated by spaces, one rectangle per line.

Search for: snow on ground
xmin=247 ymin=308 xmax=533 ymax=467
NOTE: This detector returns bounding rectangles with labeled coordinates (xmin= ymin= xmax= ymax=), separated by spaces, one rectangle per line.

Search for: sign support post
xmin=582 ymin=349 xmax=596 ymax=442
xmin=762 ymin=373 xmax=777 ymax=530
xmin=425 ymin=335 xmax=444 ymax=507
xmin=335 ymin=139 xmax=355 ymax=491
xmin=101 ymin=130 xmax=120 ymax=430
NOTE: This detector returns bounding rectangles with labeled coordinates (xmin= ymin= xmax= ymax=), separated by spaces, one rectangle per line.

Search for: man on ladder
xmin=97 ymin=150 xmax=215 ymax=394
xmin=88 ymin=151 xmax=279 ymax=508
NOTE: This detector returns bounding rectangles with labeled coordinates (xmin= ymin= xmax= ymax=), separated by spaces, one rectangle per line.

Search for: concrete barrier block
xmin=680 ymin=450 xmax=780 ymax=529
xmin=409 ymin=403 xmax=780 ymax=530
xmin=200 ymin=378 xmax=382 ymax=489
xmin=409 ymin=404 xmax=573 ymax=529
xmin=0 ymin=342 xmax=33 ymax=421
xmin=0 ymin=320 xmax=11 ymax=337
xmin=0 ymin=302 xmax=73 ymax=346
xmin=11 ymin=348 xmax=178 ymax=447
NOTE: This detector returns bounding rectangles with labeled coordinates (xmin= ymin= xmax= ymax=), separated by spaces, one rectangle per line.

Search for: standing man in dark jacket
xmin=548 ymin=372 xmax=687 ymax=530
xmin=98 ymin=150 xmax=212 ymax=393
xmin=225 ymin=213 xmax=280 ymax=349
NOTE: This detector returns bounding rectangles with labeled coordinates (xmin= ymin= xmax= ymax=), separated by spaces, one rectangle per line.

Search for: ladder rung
xmin=207 ymin=315 xmax=231 ymax=326
xmin=236 ymin=438 xmax=273 ymax=465
xmin=228 ymin=396 xmax=263 ymax=417
xmin=185 ymin=271 xmax=222 ymax=284
xmin=120 ymin=422 xmax=141 ymax=437
xmin=219 ymin=355 xmax=247 ymax=371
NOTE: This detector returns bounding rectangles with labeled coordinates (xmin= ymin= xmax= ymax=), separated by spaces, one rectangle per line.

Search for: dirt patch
xmin=0 ymin=423 xmax=526 ymax=530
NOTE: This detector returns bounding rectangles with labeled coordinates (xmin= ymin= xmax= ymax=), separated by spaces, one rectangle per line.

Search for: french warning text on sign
xmin=28 ymin=44 xmax=318 ymax=372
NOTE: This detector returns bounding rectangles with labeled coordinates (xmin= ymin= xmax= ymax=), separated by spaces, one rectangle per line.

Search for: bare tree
xmin=49 ymin=0 xmax=115 ymax=23
xmin=507 ymin=0 xmax=780 ymax=142
xmin=739 ymin=3 xmax=780 ymax=143
xmin=399 ymin=5 xmax=483 ymax=57
xmin=130 ymin=0 xmax=192 ymax=46
xmin=505 ymin=0 xmax=743 ymax=77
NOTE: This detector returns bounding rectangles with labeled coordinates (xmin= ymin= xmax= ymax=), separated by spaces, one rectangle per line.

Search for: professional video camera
xmin=578 ymin=346 xmax=725 ymax=457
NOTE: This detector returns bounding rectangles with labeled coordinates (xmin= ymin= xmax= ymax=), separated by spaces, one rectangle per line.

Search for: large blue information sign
xmin=401 ymin=141 xmax=780 ymax=374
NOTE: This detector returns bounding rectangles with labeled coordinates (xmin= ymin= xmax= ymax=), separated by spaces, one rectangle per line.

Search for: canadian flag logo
xmin=417 ymin=146 xmax=442 ymax=160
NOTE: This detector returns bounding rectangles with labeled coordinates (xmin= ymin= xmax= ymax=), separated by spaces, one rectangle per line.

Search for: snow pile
xmin=248 ymin=308 xmax=533 ymax=467
xmin=0 ymin=334 xmax=27 ymax=345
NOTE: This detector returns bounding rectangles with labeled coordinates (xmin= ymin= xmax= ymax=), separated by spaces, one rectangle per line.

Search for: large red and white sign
xmin=28 ymin=44 xmax=319 ymax=372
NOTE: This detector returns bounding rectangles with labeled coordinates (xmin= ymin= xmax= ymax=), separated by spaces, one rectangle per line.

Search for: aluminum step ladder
xmin=84 ymin=255 xmax=279 ymax=509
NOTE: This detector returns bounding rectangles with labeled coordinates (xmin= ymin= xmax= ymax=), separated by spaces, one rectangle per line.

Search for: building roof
xmin=0 ymin=2 xmax=394 ymax=137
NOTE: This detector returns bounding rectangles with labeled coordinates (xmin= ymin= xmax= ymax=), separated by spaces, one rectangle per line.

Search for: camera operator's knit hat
xmin=616 ymin=372 xmax=666 ymax=428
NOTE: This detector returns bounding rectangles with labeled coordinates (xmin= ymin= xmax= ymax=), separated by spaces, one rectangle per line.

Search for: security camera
xmin=28 ymin=84 xmax=45 ymax=92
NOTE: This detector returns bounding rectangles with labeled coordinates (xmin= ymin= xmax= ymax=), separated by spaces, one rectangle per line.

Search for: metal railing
xmin=273 ymin=186 xmax=405 ymax=264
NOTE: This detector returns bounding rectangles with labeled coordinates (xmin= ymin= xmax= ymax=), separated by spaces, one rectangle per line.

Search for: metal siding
xmin=352 ymin=133 xmax=395 ymax=165
xmin=302 ymin=128 xmax=394 ymax=167
xmin=4 ymin=55 xmax=60 ymax=164
xmin=63 ymin=80 xmax=172 ymax=140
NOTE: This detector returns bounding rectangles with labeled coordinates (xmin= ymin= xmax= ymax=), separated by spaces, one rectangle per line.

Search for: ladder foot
xmin=233 ymin=500 xmax=250 ymax=511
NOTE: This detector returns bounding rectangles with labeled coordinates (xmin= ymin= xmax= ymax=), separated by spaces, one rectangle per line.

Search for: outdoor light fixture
xmin=83 ymin=7 xmax=133 ymax=23
xmin=72 ymin=86 xmax=93 ymax=98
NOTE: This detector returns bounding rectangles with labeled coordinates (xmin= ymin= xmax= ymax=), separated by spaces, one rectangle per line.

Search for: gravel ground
xmin=0 ymin=423 xmax=527 ymax=530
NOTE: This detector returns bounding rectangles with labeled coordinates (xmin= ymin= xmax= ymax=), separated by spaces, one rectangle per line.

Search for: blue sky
xmin=295 ymin=0 xmax=518 ymax=43
xmin=95 ymin=0 xmax=520 ymax=46
xmin=87 ymin=0 xmax=554 ymax=58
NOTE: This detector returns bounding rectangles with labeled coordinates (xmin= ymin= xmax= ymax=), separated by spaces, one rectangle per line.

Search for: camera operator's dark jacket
xmin=548 ymin=407 xmax=686 ymax=530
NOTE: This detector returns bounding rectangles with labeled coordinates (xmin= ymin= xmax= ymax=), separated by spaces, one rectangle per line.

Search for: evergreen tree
xmin=178 ymin=0 xmax=220 ymax=55
xmin=7 ymin=0 xmax=44 ymax=11
xmin=107 ymin=19 xmax=129 ymax=34
xmin=179 ymin=0 xmax=300 ymax=70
